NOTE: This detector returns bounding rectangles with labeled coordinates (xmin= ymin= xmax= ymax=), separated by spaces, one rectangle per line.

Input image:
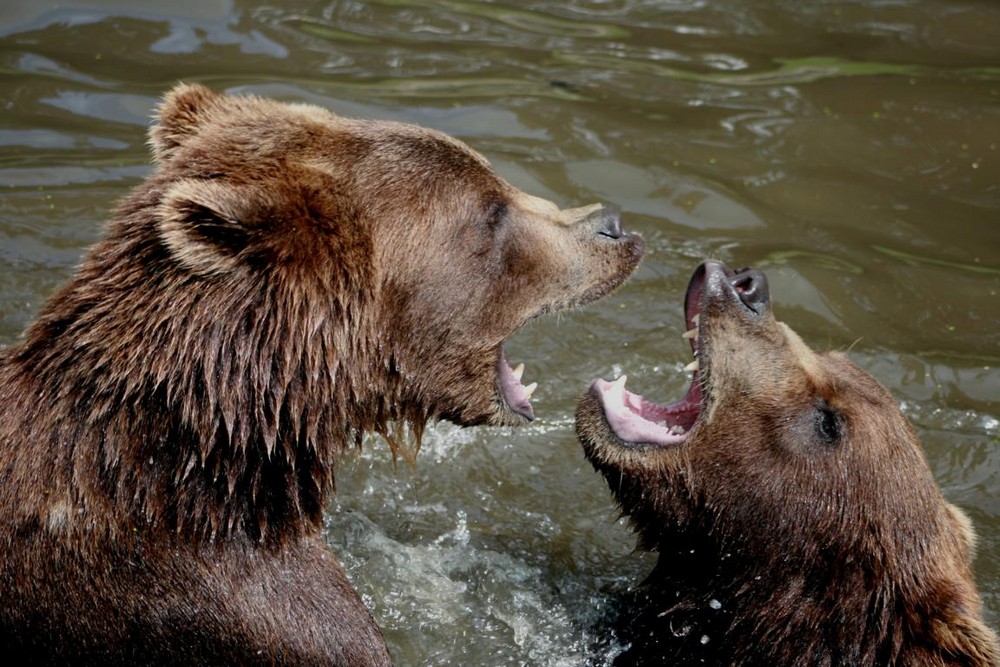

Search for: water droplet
xmin=708 ymin=599 xmax=722 ymax=610
xmin=700 ymin=634 xmax=710 ymax=645
xmin=669 ymin=620 xmax=691 ymax=637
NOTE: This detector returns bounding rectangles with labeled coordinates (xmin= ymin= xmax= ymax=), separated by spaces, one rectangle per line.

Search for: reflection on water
xmin=1 ymin=0 xmax=997 ymax=662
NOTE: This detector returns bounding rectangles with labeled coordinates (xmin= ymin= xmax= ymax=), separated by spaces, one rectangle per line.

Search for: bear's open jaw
xmin=591 ymin=269 xmax=707 ymax=447
xmin=497 ymin=348 xmax=537 ymax=421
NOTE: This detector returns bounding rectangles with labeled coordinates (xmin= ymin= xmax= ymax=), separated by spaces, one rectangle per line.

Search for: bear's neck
xmin=4 ymin=211 xmax=415 ymax=547
xmin=615 ymin=533 xmax=991 ymax=666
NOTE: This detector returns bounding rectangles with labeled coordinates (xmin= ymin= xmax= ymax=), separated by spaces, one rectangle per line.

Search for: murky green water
xmin=1 ymin=1 xmax=997 ymax=663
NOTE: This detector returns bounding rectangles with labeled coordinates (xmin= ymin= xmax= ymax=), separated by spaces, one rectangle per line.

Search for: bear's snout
xmin=699 ymin=261 xmax=771 ymax=319
xmin=590 ymin=205 xmax=624 ymax=240
xmin=731 ymin=266 xmax=769 ymax=314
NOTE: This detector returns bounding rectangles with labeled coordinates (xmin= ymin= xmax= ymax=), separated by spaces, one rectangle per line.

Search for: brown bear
xmin=0 ymin=83 xmax=644 ymax=665
xmin=576 ymin=261 xmax=999 ymax=666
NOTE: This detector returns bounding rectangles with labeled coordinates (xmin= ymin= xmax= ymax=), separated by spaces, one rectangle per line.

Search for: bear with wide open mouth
xmin=0 ymin=84 xmax=644 ymax=665
xmin=577 ymin=261 xmax=999 ymax=666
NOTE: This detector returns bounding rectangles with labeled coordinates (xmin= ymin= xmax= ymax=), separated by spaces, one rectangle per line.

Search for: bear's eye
xmin=814 ymin=400 xmax=843 ymax=446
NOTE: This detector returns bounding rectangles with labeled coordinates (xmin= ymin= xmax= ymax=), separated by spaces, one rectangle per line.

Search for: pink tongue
xmin=595 ymin=377 xmax=689 ymax=446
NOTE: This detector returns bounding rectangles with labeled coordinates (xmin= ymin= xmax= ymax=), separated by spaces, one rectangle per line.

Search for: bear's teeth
xmin=512 ymin=363 xmax=525 ymax=382
xmin=670 ymin=425 xmax=686 ymax=435
xmin=684 ymin=359 xmax=700 ymax=372
xmin=524 ymin=382 xmax=538 ymax=399
xmin=681 ymin=328 xmax=698 ymax=340
xmin=691 ymin=313 xmax=700 ymax=326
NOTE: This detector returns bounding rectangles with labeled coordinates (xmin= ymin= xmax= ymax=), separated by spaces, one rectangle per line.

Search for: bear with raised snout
xmin=577 ymin=261 xmax=999 ymax=666
xmin=0 ymin=84 xmax=644 ymax=665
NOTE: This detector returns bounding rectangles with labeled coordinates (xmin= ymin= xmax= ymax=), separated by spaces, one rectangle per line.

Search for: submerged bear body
xmin=0 ymin=84 xmax=643 ymax=664
xmin=577 ymin=261 xmax=999 ymax=666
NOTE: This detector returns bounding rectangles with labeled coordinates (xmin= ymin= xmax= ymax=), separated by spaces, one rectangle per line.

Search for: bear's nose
xmin=731 ymin=267 xmax=769 ymax=314
xmin=592 ymin=205 xmax=623 ymax=239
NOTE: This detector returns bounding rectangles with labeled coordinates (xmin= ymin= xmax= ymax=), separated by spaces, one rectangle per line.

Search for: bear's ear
xmin=156 ymin=179 xmax=253 ymax=276
xmin=149 ymin=83 xmax=222 ymax=162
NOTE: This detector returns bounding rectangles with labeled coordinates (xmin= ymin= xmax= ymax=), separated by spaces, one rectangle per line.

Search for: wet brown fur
xmin=577 ymin=265 xmax=999 ymax=666
xmin=0 ymin=84 xmax=643 ymax=665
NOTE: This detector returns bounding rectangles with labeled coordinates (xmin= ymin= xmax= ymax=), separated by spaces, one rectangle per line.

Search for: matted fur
xmin=0 ymin=84 xmax=643 ymax=665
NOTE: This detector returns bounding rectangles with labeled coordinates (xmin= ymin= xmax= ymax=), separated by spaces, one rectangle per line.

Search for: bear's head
xmin=143 ymin=84 xmax=643 ymax=433
xmin=576 ymin=261 xmax=998 ymax=664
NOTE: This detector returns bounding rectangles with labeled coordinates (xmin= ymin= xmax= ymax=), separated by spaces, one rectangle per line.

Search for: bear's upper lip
xmin=497 ymin=348 xmax=537 ymax=421
xmin=589 ymin=265 xmax=707 ymax=447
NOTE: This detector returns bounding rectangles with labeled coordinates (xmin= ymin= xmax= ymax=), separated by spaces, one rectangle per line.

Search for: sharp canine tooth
xmin=524 ymin=382 xmax=538 ymax=399
xmin=691 ymin=314 xmax=700 ymax=326
xmin=512 ymin=363 xmax=525 ymax=381
xmin=613 ymin=375 xmax=628 ymax=390
xmin=682 ymin=328 xmax=698 ymax=340
xmin=684 ymin=359 xmax=700 ymax=372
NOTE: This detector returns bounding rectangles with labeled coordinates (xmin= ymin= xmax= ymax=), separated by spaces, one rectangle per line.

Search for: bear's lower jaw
xmin=589 ymin=374 xmax=702 ymax=447
xmin=496 ymin=348 xmax=536 ymax=422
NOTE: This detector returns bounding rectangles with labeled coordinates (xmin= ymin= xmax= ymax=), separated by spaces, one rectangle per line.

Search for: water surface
xmin=1 ymin=1 xmax=997 ymax=663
